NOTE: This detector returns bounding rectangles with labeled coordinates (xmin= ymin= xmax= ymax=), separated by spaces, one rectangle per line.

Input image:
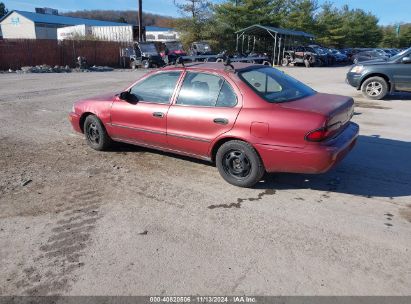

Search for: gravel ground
xmin=0 ymin=67 xmax=410 ymax=296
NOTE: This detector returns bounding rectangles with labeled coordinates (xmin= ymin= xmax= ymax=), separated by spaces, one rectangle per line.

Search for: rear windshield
xmin=139 ymin=43 xmax=157 ymax=53
xmin=239 ymin=67 xmax=315 ymax=103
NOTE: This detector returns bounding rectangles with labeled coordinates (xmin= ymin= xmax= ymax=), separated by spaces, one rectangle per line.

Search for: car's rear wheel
xmin=142 ymin=60 xmax=150 ymax=69
xmin=281 ymin=58 xmax=289 ymax=66
xmin=84 ymin=115 xmax=112 ymax=151
xmin=216 ymin=140 xmax=265 ymax=188
xmin=361 ymin=76 xmax=388 ymax=100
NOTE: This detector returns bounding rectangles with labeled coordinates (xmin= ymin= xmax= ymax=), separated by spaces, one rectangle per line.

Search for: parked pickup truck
xmin=346 ymin=47 xmax=411 ymax=100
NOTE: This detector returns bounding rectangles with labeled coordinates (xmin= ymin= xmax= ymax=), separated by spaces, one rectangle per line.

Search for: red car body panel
xmin=69 ymin=62 xmax=359 ymax=173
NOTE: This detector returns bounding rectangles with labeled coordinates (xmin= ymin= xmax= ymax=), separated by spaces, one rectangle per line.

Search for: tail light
xmin=305 ymin=127 xmax=330 ymax=142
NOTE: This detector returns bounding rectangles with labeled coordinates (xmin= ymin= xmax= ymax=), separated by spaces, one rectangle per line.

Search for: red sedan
xmin=69 ymin=63 xmax=359 ymax=187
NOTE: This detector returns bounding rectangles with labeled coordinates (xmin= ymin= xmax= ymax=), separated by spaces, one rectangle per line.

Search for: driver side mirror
xmin=119 ymin=91 xmax=131 ymax=100
xmin=402 ymin=57 xmax=411 ymax=64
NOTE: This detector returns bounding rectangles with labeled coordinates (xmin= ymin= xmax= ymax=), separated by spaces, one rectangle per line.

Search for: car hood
xmin=75 ymin=93 xmax=116 ymax=106
xmin=360 ymin=58 xmax=389 ymax=65
xmin=83 ymin=93 xmax=116 ymax=102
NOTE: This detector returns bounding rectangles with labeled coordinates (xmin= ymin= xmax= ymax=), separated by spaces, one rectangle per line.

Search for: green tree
xmin=282 ymin=0 xmax=318 ymax=34
xmin=173 ymin=0 xmax=213 ymax=47
xmin=315 ymin=2 xmax=346 ymax=47
xmin=339 ymin=6 xmax=382 ymax=47
xmin=380 ymin=23 xmax=411 ymax=48
xmin=0 ymin=2 xmax=8 ymax=18
xmin=211 ymin=0 xmax=289 ymax=51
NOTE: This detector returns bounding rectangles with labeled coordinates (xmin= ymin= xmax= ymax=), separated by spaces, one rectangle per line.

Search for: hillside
xmin=62 ymin=10 xmax=175 ymax=28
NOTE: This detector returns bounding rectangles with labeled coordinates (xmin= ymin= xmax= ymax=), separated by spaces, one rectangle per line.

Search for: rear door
xmin=166 ymin=71 xmax=241 ymax=157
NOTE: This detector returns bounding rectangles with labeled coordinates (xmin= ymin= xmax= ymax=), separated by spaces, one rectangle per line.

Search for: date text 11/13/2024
xmin=149 ymin=296 xmax=257 ymax=303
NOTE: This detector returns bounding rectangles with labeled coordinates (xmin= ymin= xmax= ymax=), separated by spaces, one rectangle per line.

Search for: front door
xmin=393 ymin=52 xmax=411 ymax=91
xmin=109 ymin=71 xmax=182 ymax=147
xmin=167 ymin=71 xmax=241 ymax=158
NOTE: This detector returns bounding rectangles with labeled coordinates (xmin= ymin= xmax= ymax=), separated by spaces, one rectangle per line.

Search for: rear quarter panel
xmin=214 ymin=74 xmax=326 ymax=150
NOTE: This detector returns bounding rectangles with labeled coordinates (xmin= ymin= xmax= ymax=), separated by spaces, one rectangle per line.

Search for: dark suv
xmin=346 ymin=47 xmax=411 ymax=100
xmin=282 ymin=46 xmax=328 ymax=67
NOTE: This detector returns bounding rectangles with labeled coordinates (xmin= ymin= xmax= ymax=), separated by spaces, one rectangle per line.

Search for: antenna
xmin=224 ymin=56 xmax=235 ymax=72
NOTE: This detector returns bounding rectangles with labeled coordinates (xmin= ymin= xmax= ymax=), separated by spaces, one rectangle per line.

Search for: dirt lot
xmin=0 ymin=67 xmax=410 ymax=296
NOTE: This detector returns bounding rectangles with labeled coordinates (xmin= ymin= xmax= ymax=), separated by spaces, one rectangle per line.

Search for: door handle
xmin=153 ymin=112 xmax=164 ymax=118
xmin=213 ymin=118 xmax=228 ymax=125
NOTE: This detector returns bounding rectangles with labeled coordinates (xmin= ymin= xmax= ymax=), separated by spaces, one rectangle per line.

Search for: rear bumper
xmin=346 ymin=72 xmax=362 ymax=89
xmin=69 ymin=112 xmax=82 ymax=133
xmin=255 ymin=122 xmax=359 ymax=174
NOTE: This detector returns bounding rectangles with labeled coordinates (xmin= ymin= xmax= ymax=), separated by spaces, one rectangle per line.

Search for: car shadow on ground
xmin=258 ymin=135 xmax=411 ymax=199
xmin=110 ymin=135 xmax=411 ymax=198
xmin=383 ymin=92 xmax=411 ymax=100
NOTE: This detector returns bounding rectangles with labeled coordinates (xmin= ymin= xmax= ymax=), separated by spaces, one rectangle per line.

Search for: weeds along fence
xmin=0 ymin=39 xmax=131 ymax=70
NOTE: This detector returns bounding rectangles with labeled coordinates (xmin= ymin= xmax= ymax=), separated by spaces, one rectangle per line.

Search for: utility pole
xmin=138 ymin=0 xmax=143 ymax=41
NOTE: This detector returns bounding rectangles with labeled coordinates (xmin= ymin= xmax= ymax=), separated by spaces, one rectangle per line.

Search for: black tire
xmin=281 ymin=58 xmax=289 ymax=66
xmin=361 ymin=76 xmax=388 ymax=100
xmin=84 ymin=115 xmax=112 ymax=151
xmin=304 ymin=58 xmax=311 ymax=68
xmin=216 ymin=140 xmax=265 ymax=188
xmin=142 ymin=60 xmax=150 ymax=69
xmin=130 ymin=60 xmax=137 ymax=69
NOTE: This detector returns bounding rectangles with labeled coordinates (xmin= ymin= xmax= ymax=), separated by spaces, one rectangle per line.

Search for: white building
xmin=57 ymin=25 xmax=135 ymax=42
xmin=145 ymin=26 xmax=180 ymax=42
xmin=0 ymin=10 xmax=129 ymax=40
xmin=0 ymin=9 xmax=180 ymax=42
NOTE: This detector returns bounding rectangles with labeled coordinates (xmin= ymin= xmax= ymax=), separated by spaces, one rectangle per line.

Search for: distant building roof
xmin=146 ymin=26 xmax=174 ymax=32
xmin=0 ymin=10 xmax=129 ymax=27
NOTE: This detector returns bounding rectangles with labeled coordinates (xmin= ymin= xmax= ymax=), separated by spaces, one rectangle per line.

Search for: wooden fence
xmin=0 ymin=39 xmax=130 ymax=70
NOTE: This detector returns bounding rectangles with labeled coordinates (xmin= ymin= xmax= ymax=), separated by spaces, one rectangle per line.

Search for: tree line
xmin=174 ymin=0 xmax=411 ymax=50
xmin=1 ymin=1 xmax=410 ymax=50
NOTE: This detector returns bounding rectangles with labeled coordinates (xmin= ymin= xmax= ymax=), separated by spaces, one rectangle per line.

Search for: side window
xmin=241 ymin=69 xmax=282 ymax=94
xmin=216 ymin=81 xmax=237 ymax=107
xmin=177 ymin=72 xmax=222 ymax=106
xmin=129 ymin=72 xmax=181 ymax=104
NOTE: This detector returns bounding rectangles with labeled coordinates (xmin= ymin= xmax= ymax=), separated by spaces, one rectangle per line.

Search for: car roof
xmin=161 ymin=62 xmax=259 ymax=73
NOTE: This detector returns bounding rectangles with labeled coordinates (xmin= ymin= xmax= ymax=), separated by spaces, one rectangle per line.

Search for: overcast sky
xmin=2 ymin=0 xmax=410 ymax=25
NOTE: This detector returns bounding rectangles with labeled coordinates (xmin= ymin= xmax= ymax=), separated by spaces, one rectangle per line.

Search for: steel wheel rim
xmin=86 ymin=122 xmax=100 ymax=145
xmin=366 ymin=81 xmax=383 ymax=96
xmin=222 ymin=150 xmax=251 ymax=179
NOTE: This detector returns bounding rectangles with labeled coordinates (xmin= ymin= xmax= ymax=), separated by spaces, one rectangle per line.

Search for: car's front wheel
xmin=84 ymin=115 xmax=112 ymax=151
xmin=361 ymin=76 xmax=388 ymax=100
xmin=216 ymin=140 xmax=265 ymax=188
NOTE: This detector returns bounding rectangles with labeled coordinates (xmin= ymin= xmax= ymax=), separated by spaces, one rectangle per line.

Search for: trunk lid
xmin=281 ymin=92 xmax=355 ymax=137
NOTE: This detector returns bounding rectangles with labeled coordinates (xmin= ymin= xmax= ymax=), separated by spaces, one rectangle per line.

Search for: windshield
xmin=195 ymin=43 xmax=211 ymax=52
xmin=239 ymin=67 xmax=315 ymax=103
xmin=166 ymin=42 xmax=183 ymax=51
xmin=389 ymin=47 xmax=411 ymax=62
xmin=139 ymin=43 xmax=157 ymax=53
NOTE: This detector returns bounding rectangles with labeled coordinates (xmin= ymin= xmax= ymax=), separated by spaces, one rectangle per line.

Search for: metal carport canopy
xmin=235 ymin=24 xmax=315 ymax=39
